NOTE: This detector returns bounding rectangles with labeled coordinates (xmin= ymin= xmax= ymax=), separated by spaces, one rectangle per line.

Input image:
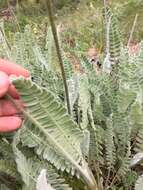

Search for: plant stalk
xmin=46 ymin=0 xmax=71 ymax=115
xmin=127 ymin=14 xmax=138 ymax=47
xmin=104 ymin=0 xmax=109 ymax=55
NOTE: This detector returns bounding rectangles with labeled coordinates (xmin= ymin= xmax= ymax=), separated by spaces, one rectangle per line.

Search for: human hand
xmin=0 ymin=59 xmax=29 ymax=132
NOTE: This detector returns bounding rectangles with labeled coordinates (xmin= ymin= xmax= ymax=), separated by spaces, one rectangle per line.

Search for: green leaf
xmin=79 ymin=74 xmax=90 ymax=130
xmin=105 ymin=118 xmax=116 ymax=168
xmin=11 ymin=77 xmax=97 ymax=189
xmin=0 ymin=160 xmax=19 ymax=180
xmin=108 ymin=9 xmax=122 ymax=64
xmin=117 ymin=88 xmax=136 ymax=113
xmin=13 ymin=132 xmax=73 ymax=190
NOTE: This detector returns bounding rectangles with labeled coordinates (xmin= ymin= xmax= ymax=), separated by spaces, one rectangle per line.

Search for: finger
xmin=8 ymin=84 xmax=20 ymax=99
xmin=0 ymin=116 xmax=22 ymax=132
xmin=0 ymin=59 xmax=30 ymax=77
xmin=0 ymin=71 xmax=10 ymax=98
xmin=0 ymin=99 xmax=23 ymax=116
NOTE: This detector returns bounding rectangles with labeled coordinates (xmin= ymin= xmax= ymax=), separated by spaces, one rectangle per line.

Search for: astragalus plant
xmin=0 ymin=9 xmax=143 ymax=190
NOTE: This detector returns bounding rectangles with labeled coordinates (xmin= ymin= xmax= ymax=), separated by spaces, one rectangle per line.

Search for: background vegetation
xmin=0 ymin=0 xmax=143 ymax=49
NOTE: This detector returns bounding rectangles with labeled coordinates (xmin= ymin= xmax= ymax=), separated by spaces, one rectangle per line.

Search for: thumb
xmin=0 ymin=71 xmax=10 ymax=98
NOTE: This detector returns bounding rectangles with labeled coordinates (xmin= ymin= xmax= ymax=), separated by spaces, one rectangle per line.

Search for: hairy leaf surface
xmin=12 ymin=77 xmax=84 ymax=174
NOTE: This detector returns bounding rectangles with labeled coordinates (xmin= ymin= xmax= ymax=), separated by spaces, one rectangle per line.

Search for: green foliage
xmin=1 ymin=7 xmax=143 ymax=190
xmin=12 ymin=77 xmax=84 ymax=173
xmin=13 ymin=131 xmax=73 ymax=190
xmin=105 ymin=118 xmax=116 ymax=168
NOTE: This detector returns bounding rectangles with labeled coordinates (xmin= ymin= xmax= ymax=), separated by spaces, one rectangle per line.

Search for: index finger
xmin=0 ymin=59 xmax=30 ymax=77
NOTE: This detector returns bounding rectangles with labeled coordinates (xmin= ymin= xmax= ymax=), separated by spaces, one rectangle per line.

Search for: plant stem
xmin=127 ymin=14 xmax=138 ymax=47
xmin=0 ymin=26 xmax=11 ymax=51
xmin=104 ymin=0 xmax=109 ymax=55
xmin=46 ymin=0 xmax=71 ymax=115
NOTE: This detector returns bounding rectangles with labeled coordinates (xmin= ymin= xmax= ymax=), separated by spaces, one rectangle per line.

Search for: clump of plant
xmin=0 ymin=2 xmax=143 ymax=190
